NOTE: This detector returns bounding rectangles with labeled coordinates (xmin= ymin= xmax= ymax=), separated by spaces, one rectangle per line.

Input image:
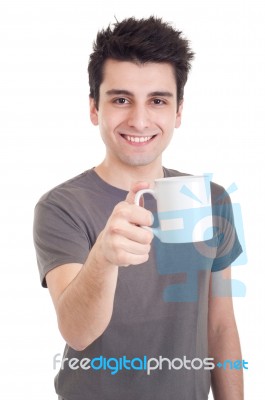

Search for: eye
xmin=113 ymin=97 xmax=129 ymax=104
xmin=152 ymin=98 xmax=166 ymax=105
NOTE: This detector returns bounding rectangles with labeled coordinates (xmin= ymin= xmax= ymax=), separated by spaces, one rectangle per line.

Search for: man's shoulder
xmin=163 ymin=167 xmax=189 ymax=177
xmin=35 ymin=168 xmax=125 ymax=214
xmin=36 ymin=169 xmax=96 ymax=205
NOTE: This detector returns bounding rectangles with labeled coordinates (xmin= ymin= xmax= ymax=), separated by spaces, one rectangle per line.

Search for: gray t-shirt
xmin=33 ymin=168 xmax=242 ymax=400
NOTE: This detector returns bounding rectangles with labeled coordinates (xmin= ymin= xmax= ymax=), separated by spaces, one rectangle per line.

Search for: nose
xmin=127 ymin=105 xmax=150 ymax=131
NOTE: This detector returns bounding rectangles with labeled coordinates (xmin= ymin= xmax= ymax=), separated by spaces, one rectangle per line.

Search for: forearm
xmin=49 ymin=191 xmax=153 ymax=351
xmin=56 ymin=236 xmax=119 ymax=351
xmin=209 ymin=325 xmax=244 ymax=400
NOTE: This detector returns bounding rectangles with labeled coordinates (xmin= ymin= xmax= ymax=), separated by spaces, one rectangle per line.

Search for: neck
xmin=95 ymin=159 xmax=164 ymax=191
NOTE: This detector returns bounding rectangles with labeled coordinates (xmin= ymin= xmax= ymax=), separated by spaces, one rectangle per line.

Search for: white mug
xmin=134 ymin=175 xmax=213 ymax=243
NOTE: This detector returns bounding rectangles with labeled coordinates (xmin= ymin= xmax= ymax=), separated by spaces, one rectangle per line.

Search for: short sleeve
xmin=211 ymin=189 xmax=243 ymax=272
xmin=33 ymin=199 xmax=91 ymax=287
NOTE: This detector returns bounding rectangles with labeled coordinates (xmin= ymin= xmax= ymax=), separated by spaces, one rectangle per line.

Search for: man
xmin=33 ymin=17 xmax=244 ymax=400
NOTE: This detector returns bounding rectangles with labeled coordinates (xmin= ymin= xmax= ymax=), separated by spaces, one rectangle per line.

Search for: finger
xmin=114 ymin=203 xmax=153 ymax=227
xmin=119 ymin=251 xmax=150 ymax=267
xmin=128 ymin=205 xmax=154 ymax=227
xmin=115 ymin=235 xmax=151 ymax=256
xmin=124 ymin=253 xmax=150 ymax=266
xmin=125 ymin=181 xmax=151 ymax=205
xmin=112 ymin=222 xmax=153 ymax=244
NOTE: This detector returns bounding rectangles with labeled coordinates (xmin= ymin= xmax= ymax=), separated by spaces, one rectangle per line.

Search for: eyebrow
xmin=105 ymin=89 xmax=174 ymax=98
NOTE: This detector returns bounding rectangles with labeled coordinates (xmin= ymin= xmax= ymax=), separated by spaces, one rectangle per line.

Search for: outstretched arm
xmin=46 ymin=182 xmax=153 ymax=351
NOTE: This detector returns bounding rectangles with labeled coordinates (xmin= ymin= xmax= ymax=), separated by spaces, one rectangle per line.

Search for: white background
xmin=0 ymin=0 xmax=264 ymax=398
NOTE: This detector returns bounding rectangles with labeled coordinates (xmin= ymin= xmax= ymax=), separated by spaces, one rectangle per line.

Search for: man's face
xmin=90 ymin=59 xmax=183 ymax=169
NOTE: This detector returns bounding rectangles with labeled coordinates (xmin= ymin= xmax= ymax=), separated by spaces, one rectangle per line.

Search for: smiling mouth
xmin=120 ymin=134 xmax=156 ymax=143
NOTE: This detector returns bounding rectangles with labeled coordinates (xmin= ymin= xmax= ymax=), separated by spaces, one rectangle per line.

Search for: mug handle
xmin=134 ymin=189 xmax=160 ymax=238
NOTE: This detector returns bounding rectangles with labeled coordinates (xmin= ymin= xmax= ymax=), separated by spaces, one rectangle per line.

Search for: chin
xmin=119 ymin=155 xmax=158 ymax=167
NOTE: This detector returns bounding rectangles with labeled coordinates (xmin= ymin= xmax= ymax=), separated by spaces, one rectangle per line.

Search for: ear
xmin=175 ymin=100 xmax=184 ymax=129
xmin=89 ymin=97 xmax=99 ymax=126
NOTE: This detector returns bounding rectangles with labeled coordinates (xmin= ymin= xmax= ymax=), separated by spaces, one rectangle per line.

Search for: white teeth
xmin=124 ymin=135 xmax=153 ymax=142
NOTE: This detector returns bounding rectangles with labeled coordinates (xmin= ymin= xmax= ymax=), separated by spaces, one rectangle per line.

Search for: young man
xmin=33 ymin=17 xmax=244 ymax=400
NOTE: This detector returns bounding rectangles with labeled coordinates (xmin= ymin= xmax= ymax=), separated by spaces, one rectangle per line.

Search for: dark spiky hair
xmin=88 ymin=16 xmax=195 ymax=108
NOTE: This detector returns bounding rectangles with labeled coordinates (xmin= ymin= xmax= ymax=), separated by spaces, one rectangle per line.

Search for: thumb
xmin=125 ymin=181 xmax=151 ymax=206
